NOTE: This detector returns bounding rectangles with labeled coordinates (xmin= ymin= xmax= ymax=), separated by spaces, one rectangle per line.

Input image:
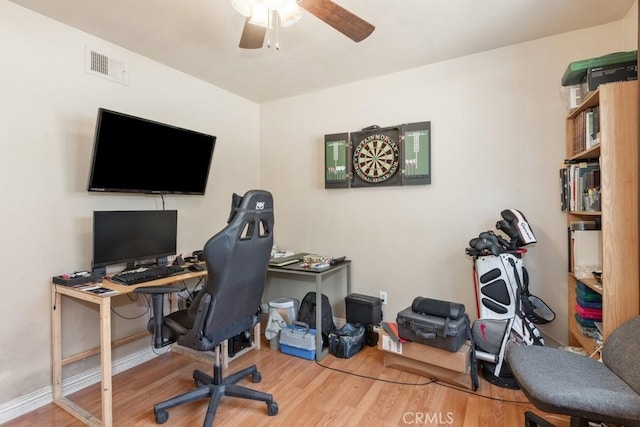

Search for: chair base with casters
xmin=152 ymin=346 xmax=278 ymax=425
xmin=507 ymin=316 xmax=640 ymax=427
xmin=135 ymin=287 xmax=279 ymax=427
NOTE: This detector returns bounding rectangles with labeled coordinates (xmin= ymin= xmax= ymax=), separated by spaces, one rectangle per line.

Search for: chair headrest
xmin=226 ymin=190 xmax=273 ymax=223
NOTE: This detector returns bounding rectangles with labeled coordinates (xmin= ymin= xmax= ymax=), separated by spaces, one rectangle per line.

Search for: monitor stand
xmin=92 ymin=265 xmax=106 ymax=276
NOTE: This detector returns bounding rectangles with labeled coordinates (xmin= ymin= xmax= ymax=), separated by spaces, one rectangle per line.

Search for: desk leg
xmin=51 ymin=287 xmax=62 ymax=401
xmin=315 ymin=275 xmax=327 ymax=361
xmin=99 ymin=298 xmax=113 ymax=427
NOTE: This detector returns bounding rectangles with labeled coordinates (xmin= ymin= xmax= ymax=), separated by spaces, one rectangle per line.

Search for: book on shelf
xmin=572 ymin=107 xmax=600 ymax=154
xmin=560 ymin=161 xmax=600 ymax=212
xmin=559 ymin=167 xmax=568 ymax=211
xmin=569 ymin=220 xmax=599 ymax=231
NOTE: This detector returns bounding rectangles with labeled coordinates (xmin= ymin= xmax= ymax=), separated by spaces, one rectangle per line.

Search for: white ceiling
xmin=9 ymin=0 xmax=636 ymax=103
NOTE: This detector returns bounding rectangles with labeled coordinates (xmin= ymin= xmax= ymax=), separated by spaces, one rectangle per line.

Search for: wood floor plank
xmin=4 ymin=339 xmax=569 ymax=426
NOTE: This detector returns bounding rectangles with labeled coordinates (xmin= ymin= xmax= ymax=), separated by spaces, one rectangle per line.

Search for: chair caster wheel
xmin=267 ymin=402 xmax=278 ymax=416
xmin=154 ymin=409 xmax=169 ymax=424
xmin=252 ymin=371 xmax=262 ymax=383
xmin=194 ymin=379 xmax=205 ymax=387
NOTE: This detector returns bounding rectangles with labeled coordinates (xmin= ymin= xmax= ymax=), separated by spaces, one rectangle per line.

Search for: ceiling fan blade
xmin=299 ymin=0 xmax=375 ymax=42
xmin=239 ymin=18 xmax=267 ymax=49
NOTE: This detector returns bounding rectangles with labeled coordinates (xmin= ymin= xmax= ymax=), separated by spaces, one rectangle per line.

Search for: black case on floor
xmin=345 ymin=293 xmax=382 ymax=326
xmin=396 ymin=306 xmax=467 ymax=352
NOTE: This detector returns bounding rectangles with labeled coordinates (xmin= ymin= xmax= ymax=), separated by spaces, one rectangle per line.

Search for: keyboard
xmin=110 ymin=265 xmax=186 ymax=285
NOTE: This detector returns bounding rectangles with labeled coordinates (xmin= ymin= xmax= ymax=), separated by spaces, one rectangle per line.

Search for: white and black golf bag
xmin=466 ymin=209 xmax=555 ymax=389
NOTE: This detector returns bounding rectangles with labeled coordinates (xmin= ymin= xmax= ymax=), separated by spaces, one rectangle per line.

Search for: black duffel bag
xmin=328 ymin=323 xmax=365 ymax=358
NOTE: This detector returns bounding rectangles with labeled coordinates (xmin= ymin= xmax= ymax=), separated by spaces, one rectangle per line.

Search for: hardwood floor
xmin=5 ymin=339 xmax=569 ymax=426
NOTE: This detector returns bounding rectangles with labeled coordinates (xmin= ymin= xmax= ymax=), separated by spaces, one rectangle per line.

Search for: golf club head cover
xmin=500 ymin=209 xmax=536 ymax=247
xmin=495 ymin=220 xmax=519 ymax=249
xmin=469 ymin=236 xmax=502 ymax=256
xmin=479 ymin=230 xmax=511 ymax=250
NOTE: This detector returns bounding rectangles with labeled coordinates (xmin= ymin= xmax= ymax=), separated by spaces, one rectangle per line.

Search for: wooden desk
xmin=51 ymin=269 xmax=206 ymax=427
xmin=267 ymin=259 xmax=352 ymax=361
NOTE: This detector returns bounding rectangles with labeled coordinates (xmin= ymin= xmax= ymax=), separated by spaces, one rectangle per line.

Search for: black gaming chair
xmin=134 ymin=190 xmax=278 ymax=426
xmin=507 ymin=316 xmax=640 ymax=427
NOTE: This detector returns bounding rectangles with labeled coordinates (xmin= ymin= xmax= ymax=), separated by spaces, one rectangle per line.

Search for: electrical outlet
xmin=379 ymin=291 xmax=388 ymax=305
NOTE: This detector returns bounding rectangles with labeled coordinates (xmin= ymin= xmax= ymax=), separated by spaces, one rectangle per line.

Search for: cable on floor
xmin=315 ymin=359 xmax=531 ymax=405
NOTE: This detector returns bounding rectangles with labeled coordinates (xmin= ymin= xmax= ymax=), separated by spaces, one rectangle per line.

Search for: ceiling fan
xmin=230 ymin=0 xmax=375 ymax=49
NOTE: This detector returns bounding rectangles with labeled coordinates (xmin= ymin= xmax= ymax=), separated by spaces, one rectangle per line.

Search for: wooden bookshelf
xmin=564 ymin=81 xmax=639 ymax=351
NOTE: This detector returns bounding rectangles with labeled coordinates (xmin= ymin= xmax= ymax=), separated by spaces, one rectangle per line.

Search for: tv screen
xmin=92 ymin=210 xmax=177 ymax=269
xmin=87 ymin=108 xmax=216 ymax=195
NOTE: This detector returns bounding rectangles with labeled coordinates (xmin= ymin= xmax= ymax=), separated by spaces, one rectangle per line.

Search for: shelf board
xmin=568 ymin=319 xmax=599 ymax=357
xmin=572 ymin=274 xmax=603 ymax=294
xmin=567 ymin=210 xmax=601 ymax=217
xmin=566 ymin=143 xmax=601 ymax=162
xmin=568 ymin=89 xmax=599 ymax=119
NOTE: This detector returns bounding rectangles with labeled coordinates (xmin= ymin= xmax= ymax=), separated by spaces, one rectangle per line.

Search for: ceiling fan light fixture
xmin=249 ymin=1 xmax=271 ymax=28
xmin=264 ymin=0 xmax=288 ymax=10
xmin=230 ymin=0 xmax=254 ymax=17
xmin=278 ymin=0 xmax=302 ymax=27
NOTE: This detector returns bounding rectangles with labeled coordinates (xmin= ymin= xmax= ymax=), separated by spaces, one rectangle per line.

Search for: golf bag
xmin=466 ymin=209 xmax=555 ymax=389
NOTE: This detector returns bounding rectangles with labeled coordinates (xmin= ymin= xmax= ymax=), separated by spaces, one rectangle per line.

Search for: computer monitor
xmin=92 ymin=210 xmax=178 ymax=271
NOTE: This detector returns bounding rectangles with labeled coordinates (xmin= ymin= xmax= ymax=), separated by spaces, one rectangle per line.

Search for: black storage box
xmin=346 ymin=293 xmax=382 ymax=326
xmin=396 ymin=306 xmax=467 ymax=352
xmin=587 ymin=60 xmax=637 ymax=91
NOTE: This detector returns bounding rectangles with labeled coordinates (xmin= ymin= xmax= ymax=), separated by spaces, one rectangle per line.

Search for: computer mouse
xmin=188 ymin=264 xmax=205 ymax=272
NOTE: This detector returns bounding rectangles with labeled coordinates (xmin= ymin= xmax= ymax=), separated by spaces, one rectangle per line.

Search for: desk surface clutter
xmin=269 ymin=252 xmax=347 ymax=272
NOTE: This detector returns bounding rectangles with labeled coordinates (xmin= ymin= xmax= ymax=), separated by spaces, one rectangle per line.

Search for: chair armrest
xmin=133 ymin=285 xmax=183 ymax=348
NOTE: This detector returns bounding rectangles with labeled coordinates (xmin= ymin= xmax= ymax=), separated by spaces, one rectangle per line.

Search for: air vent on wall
xmin=85 ymin=46 xmax=129 ymax=85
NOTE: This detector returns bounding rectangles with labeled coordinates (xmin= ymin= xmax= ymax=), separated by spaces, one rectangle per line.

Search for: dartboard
xmin=352 ymin=134 xmax=400 ymax=184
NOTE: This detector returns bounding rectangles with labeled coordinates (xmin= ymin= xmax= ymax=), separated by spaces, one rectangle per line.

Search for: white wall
xmin=0 ymin=0 xmax=636 ymax=417
xmin=623 ymin=0 xmax=639 ymax=48
xmin=259 ymin=18 xmax=635 ymax=345
xmin=0 ymin=1 xmax=261 ymax=405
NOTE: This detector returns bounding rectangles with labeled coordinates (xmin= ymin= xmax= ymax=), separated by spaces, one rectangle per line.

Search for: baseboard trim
xmin=0 ymin=346 xmax=159 ymax=424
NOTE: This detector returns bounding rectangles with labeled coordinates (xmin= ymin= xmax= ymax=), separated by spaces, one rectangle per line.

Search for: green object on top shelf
xmin=561 ymin=50 xmax=638 ymax=86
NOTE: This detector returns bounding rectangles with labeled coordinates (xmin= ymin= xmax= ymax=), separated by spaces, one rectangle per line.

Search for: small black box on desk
xmin=345 ymin=293 xmax=383 ymax=326
xmin=52 ymin=272 xmax=102 ymax=287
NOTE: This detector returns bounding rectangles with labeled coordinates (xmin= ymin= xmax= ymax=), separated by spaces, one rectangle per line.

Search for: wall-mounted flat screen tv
xmin=87 ymin=108 xmax=216 ymax=195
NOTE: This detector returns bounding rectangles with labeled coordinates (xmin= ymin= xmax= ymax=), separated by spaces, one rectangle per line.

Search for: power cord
xmin=315 ymin=360 xmax=435 ymax=386
xmin=314 ymin=359 xmax=530 ymax=405
xmin=432 ymin=378 xmax=530 ymax=404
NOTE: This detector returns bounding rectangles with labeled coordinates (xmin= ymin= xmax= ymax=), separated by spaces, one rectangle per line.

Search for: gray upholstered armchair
xmin=507 ymin=316 xmax=640 ymax=427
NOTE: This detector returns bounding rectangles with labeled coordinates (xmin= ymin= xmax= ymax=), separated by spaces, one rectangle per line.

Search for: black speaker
xmin=228 ymin=329 xmax=252 ymax=357
xmin=192 ymin=250 xmax=204 ymax=261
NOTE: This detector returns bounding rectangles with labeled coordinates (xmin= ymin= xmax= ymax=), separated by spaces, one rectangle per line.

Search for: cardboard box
xmin=377 ymin=329 xmax=470 ymax=373
xmin=383 ymin=353 xmax=474 ymax=390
